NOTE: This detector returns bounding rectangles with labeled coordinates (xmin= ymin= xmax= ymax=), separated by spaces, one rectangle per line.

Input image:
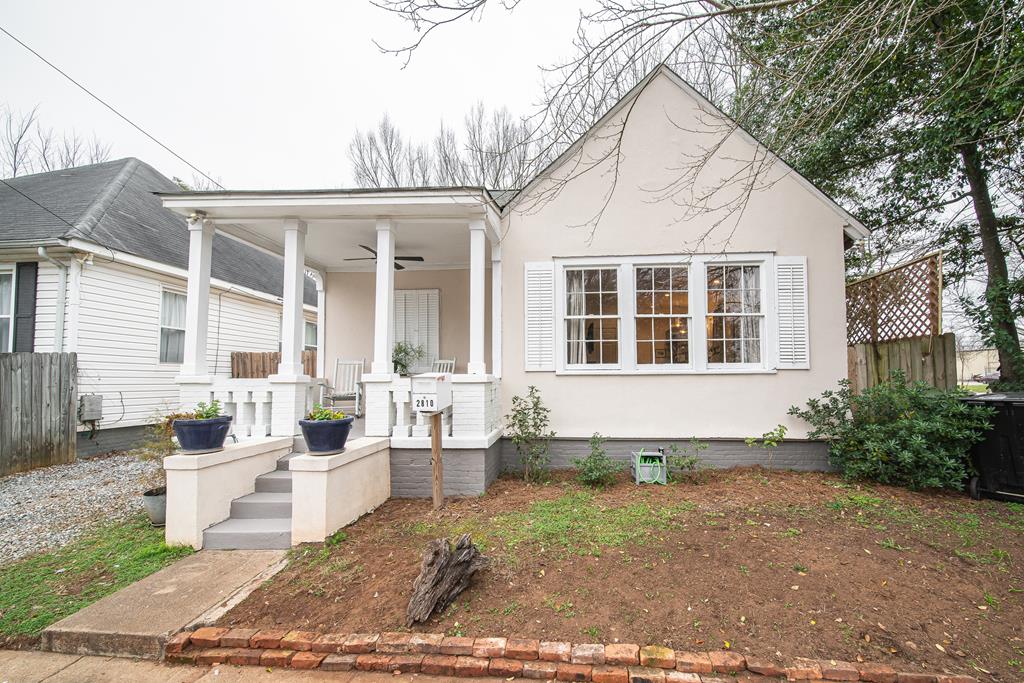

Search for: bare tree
xmin=1 ymin=104 xmax=112 ymax=178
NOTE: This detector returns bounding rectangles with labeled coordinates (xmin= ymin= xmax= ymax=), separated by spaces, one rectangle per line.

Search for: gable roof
xmin=501 ymin=64 xmax=869 ymax=241
xmin=0 ymin=158 xmax=317 ymax=305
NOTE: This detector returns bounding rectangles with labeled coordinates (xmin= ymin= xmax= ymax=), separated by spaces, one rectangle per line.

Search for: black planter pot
xmin=299 ymin=416 xmax=355 ymax=455
xmin=172 ymin=415 xmax=233 ymax=454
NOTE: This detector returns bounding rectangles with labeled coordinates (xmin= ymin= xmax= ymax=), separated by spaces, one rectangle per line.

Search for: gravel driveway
xmin=0 ymin=453 xmax=161 ymax=565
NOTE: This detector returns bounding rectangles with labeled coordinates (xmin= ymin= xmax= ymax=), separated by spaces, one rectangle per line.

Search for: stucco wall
xmin=323 ymin=268 xmax=491 ymax=377
xmin=497 ymin=70 xmax=850 ymax=440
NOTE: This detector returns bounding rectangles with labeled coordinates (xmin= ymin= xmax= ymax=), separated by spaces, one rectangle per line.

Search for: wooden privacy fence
xmin=231 ymin=350 xmax=317 ymax=379
xmin=0 ymin=352 xmax=77 ymax=476
xmin=847 ymin=252 xmax=942 ymax=345
xmin=847 ymin=332 xmax=957 ymax=394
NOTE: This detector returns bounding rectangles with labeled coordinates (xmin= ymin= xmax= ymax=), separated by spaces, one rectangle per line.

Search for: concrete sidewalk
xmin=40 ymin=550 xmax=287 ymax=659
xmin=0 ymin=650 xmax=465 ymax=682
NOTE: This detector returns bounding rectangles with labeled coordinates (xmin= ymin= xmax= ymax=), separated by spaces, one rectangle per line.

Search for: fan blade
xmin=394 ymin=262 xmax=405 ymax=271
xmin=358 ymin=244 xmax=377 ymax=256
xmin=395 ymin=256 xmax=425 ymax=262
xmin=344 ymin=257 xmax=377 ymax=261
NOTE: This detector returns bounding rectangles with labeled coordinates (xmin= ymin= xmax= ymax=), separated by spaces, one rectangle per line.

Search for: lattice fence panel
xmin=846 ymin=253 xmax=942 ymax=345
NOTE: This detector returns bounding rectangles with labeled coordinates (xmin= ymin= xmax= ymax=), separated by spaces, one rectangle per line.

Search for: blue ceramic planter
xmin=172 ymin=415 xmax=233 ymax=454
xmin=299 ymin=416 xmax=355 ymax=455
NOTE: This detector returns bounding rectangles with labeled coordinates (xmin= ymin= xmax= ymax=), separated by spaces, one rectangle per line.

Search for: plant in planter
xmin=135 ymin=410 xmax=194 ymax=526
xmin=299 ymin=403 xmax=354 ymax=455
xmin=172 ymin=400 xmax=233 ymax=454
xmin=392 ymin=341 xmax=424 ymax=375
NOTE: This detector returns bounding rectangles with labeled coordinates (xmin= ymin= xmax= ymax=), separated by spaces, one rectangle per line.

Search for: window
xmin=564 ymin=268 xmax=619 ymax=366
xmin=0 ymin=268 xmax=13 ymax=352
xmin=304 ymin=321 xmax=317 ymax=351
xmin=160 ymin=290 xmax=186 ymax=363
xmin=635 ymin=266 xmax=689 ymax=365
xmin=706 ymin=265 xmax=762 ymax=365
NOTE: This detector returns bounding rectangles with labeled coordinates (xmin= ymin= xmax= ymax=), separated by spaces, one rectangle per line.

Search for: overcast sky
xmin=0 ymin=0 xmax=586 ymax=188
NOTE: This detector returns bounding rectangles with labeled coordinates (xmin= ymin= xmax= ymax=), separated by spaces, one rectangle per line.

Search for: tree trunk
xmin=960 ymin=142 xmax=1021 ymax=383
xmin=406 ymin=534 xmax=487 ymax=626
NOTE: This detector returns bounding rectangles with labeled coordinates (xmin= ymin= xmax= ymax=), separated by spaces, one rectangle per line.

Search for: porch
xmin=160 ymin=188 xmax=505 ymax=451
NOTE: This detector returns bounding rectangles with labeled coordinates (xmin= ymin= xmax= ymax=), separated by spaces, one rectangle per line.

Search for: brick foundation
xmin=163 ymin=629 xmax=973 ymax=682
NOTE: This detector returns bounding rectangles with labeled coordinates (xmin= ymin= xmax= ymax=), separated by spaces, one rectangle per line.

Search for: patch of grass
xmin=878 ymin=538 xmax=910 ymax=551
xmin=445 ymin=492 xmax=694 ymax=558
xmin=0 ymin=515 xmax=192 ymax=638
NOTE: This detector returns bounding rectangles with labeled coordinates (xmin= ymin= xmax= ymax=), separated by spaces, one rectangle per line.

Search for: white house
xmin=155 ymin=66 xmax=869 ymax=550
xmin=0 ymin=158 xmax=318 ymax=456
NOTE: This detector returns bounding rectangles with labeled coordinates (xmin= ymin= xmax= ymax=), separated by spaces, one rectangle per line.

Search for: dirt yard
xmin=219 ymin=469 xmax=1024 ymax=680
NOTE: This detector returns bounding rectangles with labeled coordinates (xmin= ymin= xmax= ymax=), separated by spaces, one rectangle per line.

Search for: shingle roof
xmin=0 ymin=158 xmax=317 ymax=305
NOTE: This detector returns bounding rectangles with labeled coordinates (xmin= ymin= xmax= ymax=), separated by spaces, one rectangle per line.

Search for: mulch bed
xmin=217 ymin=468 xmax=1024 ymax=681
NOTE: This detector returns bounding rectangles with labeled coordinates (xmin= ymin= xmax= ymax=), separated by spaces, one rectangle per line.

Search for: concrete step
xmin=277 ymin=452 xmax=300 ymax=470
xmin=229 ymin=491 xmax=291 ymax=519
xmin=203 ymin=518 xmax=291 ymax=550
xmin=254 ymin=469 xmax=292 ymax=493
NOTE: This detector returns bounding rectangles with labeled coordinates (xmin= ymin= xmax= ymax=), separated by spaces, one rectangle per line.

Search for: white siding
xmin=32 ymin=261 xmax=62 ymax=352
xmin=73 ymin=261 xmax=297 ymax=430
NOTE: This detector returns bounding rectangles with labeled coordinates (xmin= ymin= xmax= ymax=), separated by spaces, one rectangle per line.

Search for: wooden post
xmin=430 ymin=412 xmax=444 ymax=510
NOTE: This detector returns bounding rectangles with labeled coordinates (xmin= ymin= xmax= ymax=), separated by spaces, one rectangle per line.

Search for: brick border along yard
xmin=164 ymin=628 xmax=976 ymax=683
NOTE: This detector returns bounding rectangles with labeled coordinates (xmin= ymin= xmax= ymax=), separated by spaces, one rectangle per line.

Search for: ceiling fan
xmin=344 ymin=244 xmax=425 ymax=270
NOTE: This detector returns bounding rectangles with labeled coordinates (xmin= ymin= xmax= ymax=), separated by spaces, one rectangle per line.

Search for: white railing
xmin=209 ymin=378 xmax=274 ymax=440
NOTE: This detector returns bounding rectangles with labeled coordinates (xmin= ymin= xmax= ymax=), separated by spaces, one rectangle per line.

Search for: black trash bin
xmin=960 ymin=392 xmax=1024 ymax=502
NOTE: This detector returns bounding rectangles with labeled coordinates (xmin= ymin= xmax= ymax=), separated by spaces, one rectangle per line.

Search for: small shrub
xmin=789 ymin=371 xmax=994 ymax=490
xmin=505 ymin=386 xmax=555 ymax=482
xmin=745 ymin=424 xmax=787 ymax=470
xmin=572 ymin=433 xmax=622 ymax=487
xmin=666 ymin=439 xmax=709 ymax=483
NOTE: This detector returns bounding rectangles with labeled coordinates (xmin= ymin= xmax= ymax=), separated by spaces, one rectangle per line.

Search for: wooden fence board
xmin=230 ymin=350 xmax=317 ymax=379
xmin=0 ymin=352 xmax=77 ymax=477
xmin=847 ymin=333 xmax=957 ymax=394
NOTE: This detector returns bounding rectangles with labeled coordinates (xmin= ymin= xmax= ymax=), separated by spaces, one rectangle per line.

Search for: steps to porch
xmin=202 ymin=455 xmax=294 ymax=550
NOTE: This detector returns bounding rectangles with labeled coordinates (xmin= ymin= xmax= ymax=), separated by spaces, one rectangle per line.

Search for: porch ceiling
xmin=159 ymin=188 xmax=500 ymax=273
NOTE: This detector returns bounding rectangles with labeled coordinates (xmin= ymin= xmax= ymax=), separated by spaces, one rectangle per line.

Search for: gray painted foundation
xmin=76 ymin=425 xmax=151 ymax=458
xmin=390 ymin=442 xmax=501 ymax=498
xmin=500 ymin=438 xmax=832 ymax=474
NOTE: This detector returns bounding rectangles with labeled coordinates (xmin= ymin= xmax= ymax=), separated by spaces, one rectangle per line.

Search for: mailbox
xmin=411 ymin=372 xmax=453 ymax=413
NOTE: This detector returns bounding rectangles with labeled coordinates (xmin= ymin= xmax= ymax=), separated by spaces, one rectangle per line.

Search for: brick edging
xmin=164 ymin=628 xmax=976 ymax=683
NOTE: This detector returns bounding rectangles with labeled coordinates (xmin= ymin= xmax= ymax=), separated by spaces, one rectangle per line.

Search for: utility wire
xmin=0 ymin=23 xmax=225 ymax=190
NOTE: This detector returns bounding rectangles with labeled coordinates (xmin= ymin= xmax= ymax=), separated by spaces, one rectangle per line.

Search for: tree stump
xmin=406 ymin=534 xmax=487 ymax=626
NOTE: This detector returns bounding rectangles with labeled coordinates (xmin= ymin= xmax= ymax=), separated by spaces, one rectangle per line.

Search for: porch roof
xmin=159 ymin=187 xmax=501 ymax=273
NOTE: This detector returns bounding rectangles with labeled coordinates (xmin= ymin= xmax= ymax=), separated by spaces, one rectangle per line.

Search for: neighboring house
xmin=957 ymin=347 xmax=999 ymax=383
xmin=0 ymin=158 xmax=318 ymax=455
xmin=160 ymin=64 xmax=869 ymax=500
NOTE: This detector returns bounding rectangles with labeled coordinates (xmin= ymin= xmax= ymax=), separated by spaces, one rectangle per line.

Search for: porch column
xmin=269 ymin=219 xmax=311 ymax=437
xmin=491 ymin=242 xmax=502 ymax=379
xmin=179 ymin=215 xmax=214 ymax=379
xmin=313 ymin=271 xmax=326 ymax=379
xmin=370 ymin=219 xmax=396 ymax=375
xmin=467 ymin=219 xmax=487 ymax=375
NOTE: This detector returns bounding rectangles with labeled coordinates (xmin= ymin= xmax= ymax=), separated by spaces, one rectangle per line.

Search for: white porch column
xmin=179 ymin=215 xmax=214 ymax=380
xmin=313 ymin=271 xmax=326 ymax=379
xmin=491 ymin=242 xmax=502 ymax=379
xmin=269 ymin=219 xmax=311 ymax=437
xmin=370 ymin=219 xmax=396 ymax=375
xmin=467 ymin=219 xmax=487 ymax=375
xmin=276 ymin=219 xmax=309 ymax=379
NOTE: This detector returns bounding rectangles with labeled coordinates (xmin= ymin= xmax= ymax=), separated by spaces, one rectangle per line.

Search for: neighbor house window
xmin=635 ymin=266 xmax=690 ymax=365
xmin=565 ymin=267 xmax=619 ymax=366
xmin=706 ymin=265 xmax=762 ymax=365
xmin=304 ymin=321 xmax=317 ymax=352
xmin=160 ymin=290 xmax=187 ymax=363
xmin=0 ymin=268 xmax=13 ymax=352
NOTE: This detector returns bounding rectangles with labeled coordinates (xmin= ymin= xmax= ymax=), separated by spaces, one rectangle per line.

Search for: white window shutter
xmin=775 ymin=256 xmax=810 ymax=369
xmin=394 ymin=289 xmax=439 ymax=374
xmin=524 ymin=261 xmax=555 ymax=371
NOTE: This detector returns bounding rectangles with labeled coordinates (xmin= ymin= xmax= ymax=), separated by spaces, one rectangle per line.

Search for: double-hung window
xmin=706 ymin=264 xmax=763 ymax=366
xmin=304 ymin=321 xmax=318 ymax=352
xmin=564 ymin=267 xmax=619 ymax=367
xmin=0 ymin=267 xmax=14 ymax=352
xmin=160 ymin=290 xmax=187 ymax=363
xmin=635 ymin=265 xmax=690 ymax=365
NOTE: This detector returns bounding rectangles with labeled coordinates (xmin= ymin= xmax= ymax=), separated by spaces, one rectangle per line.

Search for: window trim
xmin=0 ymin=264 xmax=16 ymax=353
xmin=553 ymin=253 xmax=778 ymax=375
xmin=303 ymin=320 xmax=318 ymax=352
xmin=562 ymin=266 xmax=622 ymax=371
xmin=159 ymin=287 xmax=187 ymax=365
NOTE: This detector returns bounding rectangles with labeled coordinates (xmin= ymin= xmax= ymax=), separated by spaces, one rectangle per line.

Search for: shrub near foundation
xmin=572 ymin=433 xmax=622 ymax=487
xmin=789 ymin=371 xmax=993 ymax=490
